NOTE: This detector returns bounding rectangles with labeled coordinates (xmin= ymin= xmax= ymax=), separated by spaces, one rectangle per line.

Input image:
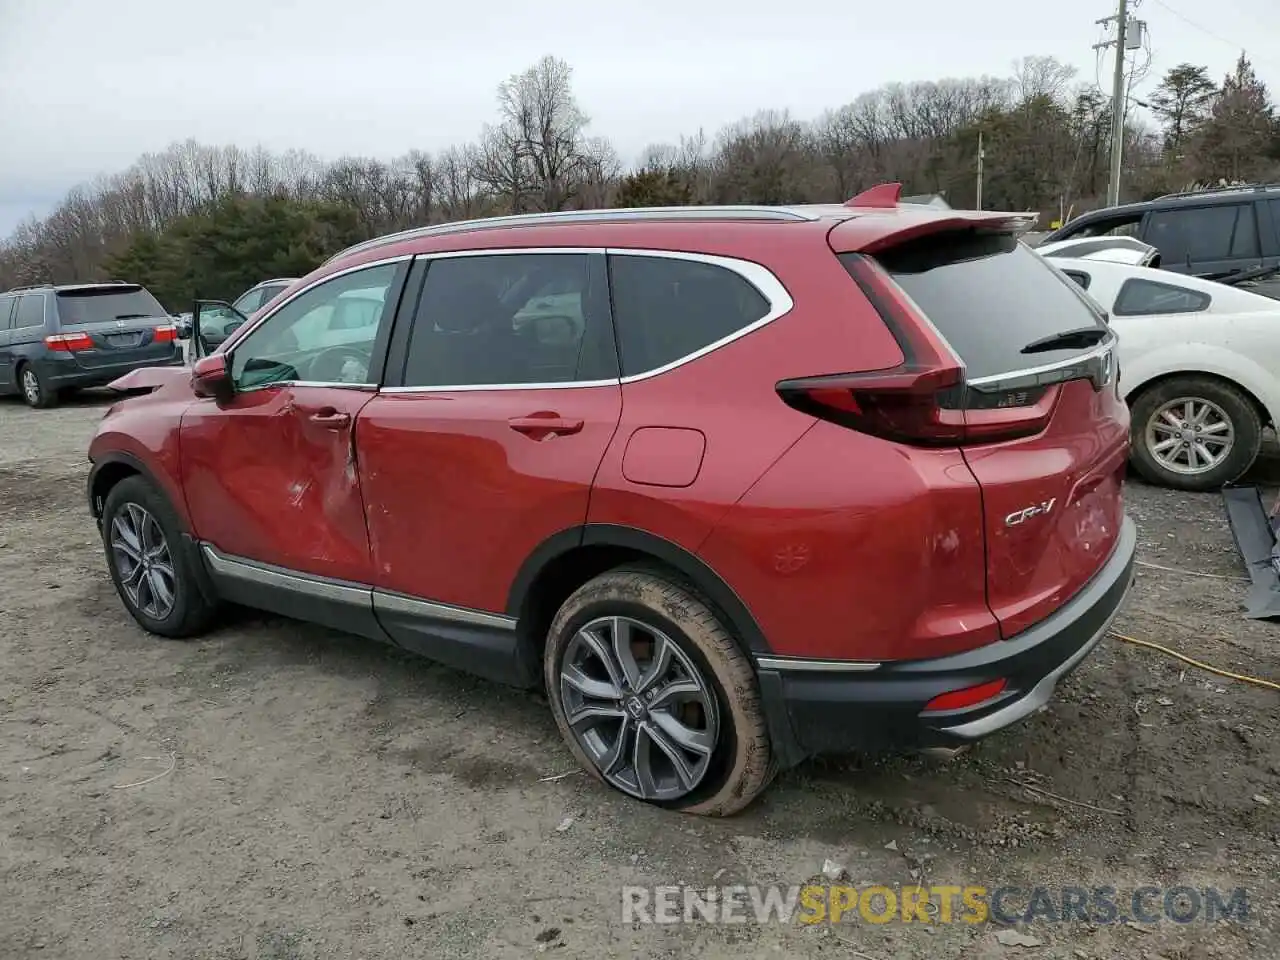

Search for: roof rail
xmin=1154 ymin=182 xmax=1280 ymax=200
xmin=2 ymin=283 xmax=53 ymax=295
xmin=323 ymin=205 xmax=820 ymax=265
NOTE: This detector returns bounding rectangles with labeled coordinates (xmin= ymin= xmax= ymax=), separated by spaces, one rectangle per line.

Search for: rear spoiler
xmin=828 ymin=209 xmax=1040 ymax=255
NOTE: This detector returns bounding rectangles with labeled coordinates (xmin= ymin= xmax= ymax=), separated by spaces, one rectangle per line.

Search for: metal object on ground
xmin=1221 ymin=485 xmax=1280 ymax=619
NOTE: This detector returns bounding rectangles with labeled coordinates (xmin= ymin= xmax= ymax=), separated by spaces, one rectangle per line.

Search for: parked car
xmin=0 ymin=281 xmax=182 ymax=408
xmin=87 ymin=188 xmax=1136 ymax=815
xmin=198 ymin=277 xmax=298 ymax=348
xmin=1045 ymin=253 xmax=1280 ymax=490
xmin=1040 ymin=183 xmax=1280 ymax=282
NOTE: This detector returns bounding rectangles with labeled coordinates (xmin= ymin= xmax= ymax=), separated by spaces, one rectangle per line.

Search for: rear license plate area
xmin=105 ymin=333 xmax=144 ymax=348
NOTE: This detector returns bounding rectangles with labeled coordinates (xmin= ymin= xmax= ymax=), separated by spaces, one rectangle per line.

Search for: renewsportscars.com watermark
xmin=621 ymin=884 xmax=1251 ymax=926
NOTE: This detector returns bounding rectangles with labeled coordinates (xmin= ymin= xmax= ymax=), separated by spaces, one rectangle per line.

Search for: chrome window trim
xmin=237 ymin=381 xmax=378 ymax=395
xmin=220 ymin=253 xmax=414 ymax=353
xmin=381 ymin=246 xmax=794 ymax=394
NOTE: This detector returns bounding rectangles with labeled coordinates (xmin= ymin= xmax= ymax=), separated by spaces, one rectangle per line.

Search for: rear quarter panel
xmin=1116 ymin=313 xmax=1280 ymax=425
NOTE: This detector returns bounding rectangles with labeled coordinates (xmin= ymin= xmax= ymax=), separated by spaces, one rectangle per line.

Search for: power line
xmin=1148 ymin=0 xmax=1280 ymax=73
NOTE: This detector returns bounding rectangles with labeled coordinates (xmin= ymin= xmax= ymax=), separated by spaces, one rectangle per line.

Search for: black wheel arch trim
xmin=506 ymin=523 xmax=772 ymax=653
xmin=87 ymin=451 xmax=184 ymax=529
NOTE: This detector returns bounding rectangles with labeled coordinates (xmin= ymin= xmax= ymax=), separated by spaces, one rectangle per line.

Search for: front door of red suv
xmin=355 ymin=251 xmax=622 ymax=677
xmin=179 ymin=260 xmax=409 ymax=585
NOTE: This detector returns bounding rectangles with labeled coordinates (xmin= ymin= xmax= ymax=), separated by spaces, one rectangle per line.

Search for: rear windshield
xmin=856 ymin=234 xmax=1107 ymax=381
xmin=55 ymin=286 xmax=167 ymax=326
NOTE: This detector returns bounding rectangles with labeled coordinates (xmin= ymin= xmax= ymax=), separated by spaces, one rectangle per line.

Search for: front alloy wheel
xmin=110 ymin=502 xmax=177 ymax=620
xmin=544 ymin=568 xmax=774 ymax=816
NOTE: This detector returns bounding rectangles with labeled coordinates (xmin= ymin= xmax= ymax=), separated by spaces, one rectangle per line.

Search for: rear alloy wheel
xmin=100 ymin=476 xmax=219 ymax=638
xmin=1130 ymin=376 xmax=1261 ymax=492
xmin=544 ymin=568 xmax=773 ymax=815
xmin=19 ymin=365 xmax=56 ymax=409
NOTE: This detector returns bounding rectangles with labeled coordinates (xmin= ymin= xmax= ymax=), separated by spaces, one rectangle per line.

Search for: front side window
xmin=1112 ymin=278 xmax=1212 ymax=317
xmin=0 ymin=296 xmax=14 ymax=330
xmin=232 ymin=286 xmax=268 ymax=315
xmin=14 ymin=294 xmax=46 ymax=329
xmin=1071 ymin=213 xmax=1143 ymax=239
xmin=402 ymin=252 xmax=616 ymax=387
xmin=607 ymin=254 xmax=772 ymax=377
xmin=229 ymin=263 xmax=400 ymax=390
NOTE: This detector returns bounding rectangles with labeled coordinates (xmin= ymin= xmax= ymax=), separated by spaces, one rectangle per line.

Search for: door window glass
xmin=1146 ymin=205 xmax=1246 ymax=265
xmin=402 ymin=253 xmax=615 ymax=387
xmin=229 ymin=263 xmax=399 ymax=390
xmin=14 ymin=294 xmax=46 ymax=328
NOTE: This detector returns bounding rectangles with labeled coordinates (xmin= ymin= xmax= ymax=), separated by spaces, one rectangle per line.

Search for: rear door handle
xmin=508 ymin=413 xmax=584 ymax=438
xmin=309 ymin=408 xmax=351 ymax=428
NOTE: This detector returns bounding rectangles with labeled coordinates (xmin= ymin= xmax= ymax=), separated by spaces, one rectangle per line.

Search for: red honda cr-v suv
xmin=87 ymin=184 xmax=1135 ymax=815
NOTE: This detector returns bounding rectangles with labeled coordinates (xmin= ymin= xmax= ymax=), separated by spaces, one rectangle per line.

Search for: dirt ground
xmin=1 ymin=390 xmax=1276 ymax=960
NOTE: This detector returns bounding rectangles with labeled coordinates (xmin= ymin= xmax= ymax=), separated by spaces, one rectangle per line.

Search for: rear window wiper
xmin=1020 ymin=326 xmax=1108 ymax=354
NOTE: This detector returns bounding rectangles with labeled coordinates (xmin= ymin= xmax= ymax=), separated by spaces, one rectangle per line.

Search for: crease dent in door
xmin=291 ymin=400 xmax=370 ymax=566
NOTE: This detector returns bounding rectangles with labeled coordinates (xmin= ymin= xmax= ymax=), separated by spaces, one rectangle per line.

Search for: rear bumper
xmin=756 ymin=515 xmax=1137 ymax=768
xmin=39 ymin=352 xmax=184 ymax=389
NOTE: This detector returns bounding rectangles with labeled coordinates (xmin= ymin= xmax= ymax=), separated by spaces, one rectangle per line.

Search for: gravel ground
xmin=0 ymin=391 xmax=1277 ymax=960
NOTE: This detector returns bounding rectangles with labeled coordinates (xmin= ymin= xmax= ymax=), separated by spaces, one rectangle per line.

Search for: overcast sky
xmin=1 ymin=0 xmax=1276 ymax=238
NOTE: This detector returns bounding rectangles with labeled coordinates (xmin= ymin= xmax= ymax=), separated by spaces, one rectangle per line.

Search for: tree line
xmin=2 ymin=52 xmax=1277 ymax=308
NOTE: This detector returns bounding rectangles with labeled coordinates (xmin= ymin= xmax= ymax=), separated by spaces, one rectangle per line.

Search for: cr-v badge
xmin=1005 ymin=498 xmax=1057 ymax=527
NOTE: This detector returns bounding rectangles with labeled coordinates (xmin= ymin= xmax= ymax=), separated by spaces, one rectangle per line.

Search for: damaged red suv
xmin=88 ymin=184 xmax=1135 ymax=815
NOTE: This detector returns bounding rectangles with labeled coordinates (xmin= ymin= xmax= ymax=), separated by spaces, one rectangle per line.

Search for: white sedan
xmin=1043 ymin=252 xmax=1280 ymax=491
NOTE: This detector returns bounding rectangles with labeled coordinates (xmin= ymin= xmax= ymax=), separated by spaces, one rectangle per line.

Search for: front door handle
xmin=508 ymin=413 xmax=584 ymax=439
xmin=309 ymin=408 xmax=351 ymax=428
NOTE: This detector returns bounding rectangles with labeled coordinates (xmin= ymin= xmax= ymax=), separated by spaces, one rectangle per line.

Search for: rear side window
xmin=860 ymin=234 xmax=1107 ymax=381
xmin=607 ymin=254 xmax=771 ymax=377
xmin=1113 ymin=278 xmax=1211 ymax=317
xmin=14 ymin=294 xmax=46 ymax=328
xmin=55 ymin=286 xmax=166 ymax=326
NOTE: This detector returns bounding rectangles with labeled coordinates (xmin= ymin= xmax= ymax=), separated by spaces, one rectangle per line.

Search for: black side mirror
xmin=191 ymin=299 xmax=249 ymax=360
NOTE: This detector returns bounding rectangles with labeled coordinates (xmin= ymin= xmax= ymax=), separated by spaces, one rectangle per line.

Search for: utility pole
xmin=975 ymin=130 xmax=984 ymax=210
xmin=1095 ymin=0 xmax=1130 ymax=206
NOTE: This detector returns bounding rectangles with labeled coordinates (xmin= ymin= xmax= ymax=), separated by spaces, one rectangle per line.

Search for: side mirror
xmin=191 ymin=354 xmax=233 ymax=402
xmin=191 ymin=298 xmax=249 ymax=361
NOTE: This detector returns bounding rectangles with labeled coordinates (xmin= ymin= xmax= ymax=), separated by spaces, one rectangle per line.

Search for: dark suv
xmin=87 ymin=188 xmax=1135 ymax=815
xmin=1041 ymin=184 xmax=1280 ymax=283
xmin=0 ymin=281 xmax=182 ymax=407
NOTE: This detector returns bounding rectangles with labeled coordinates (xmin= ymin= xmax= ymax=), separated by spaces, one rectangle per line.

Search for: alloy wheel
xmin=1145 ymin=396 xmax=1234 ymax=476
xmin=558 ymin=615 xmax=719 ymax=802
xmin=110 ymin=503 xmax=177 ymax=620
xmin=21 ymin=369 xmax=40 ymax=406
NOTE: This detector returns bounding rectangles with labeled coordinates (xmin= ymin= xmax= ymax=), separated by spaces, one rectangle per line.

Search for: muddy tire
xmin=101 ymin=476 xmax=220 ymax=638
xmin=544 ymin=567 xmax=773 ymax=816
xmin=1129 ymin=376 xmax=1261 ymax=492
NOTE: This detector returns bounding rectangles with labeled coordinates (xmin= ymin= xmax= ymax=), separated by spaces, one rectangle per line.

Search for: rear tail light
xmin=154 ymin=324 xmax=177 ymax=343
xmin=775 ymin=255 xmax=1058 ymax=447
xmin=922 ymin=678 xmax=1008 ymax=713
xmin=45 ymin=333 xmax=94 ymax=352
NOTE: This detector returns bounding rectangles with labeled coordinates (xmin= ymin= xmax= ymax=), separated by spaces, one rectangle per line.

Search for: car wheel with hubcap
xmin=544 ymin=567 xmax=773 ymax=815
xmin=1129 ymin=375 xmax=1261 ymax=492
xmin=100 ymin=475 xmax=219 ymax=638
xmin=19 ymin=365 xmax=56 ymax=409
